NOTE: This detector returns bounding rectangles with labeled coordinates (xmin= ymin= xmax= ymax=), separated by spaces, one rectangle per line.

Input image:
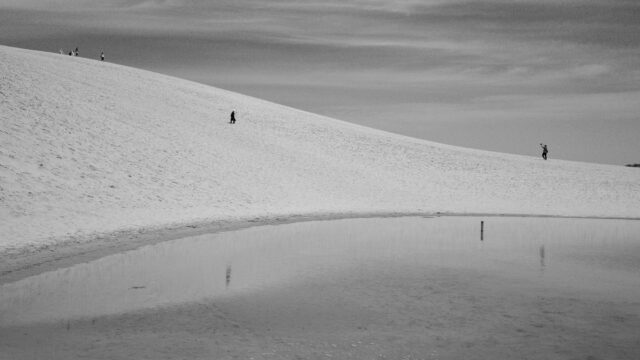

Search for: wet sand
xmin=2 ymin=216 xmax=639 ymax=359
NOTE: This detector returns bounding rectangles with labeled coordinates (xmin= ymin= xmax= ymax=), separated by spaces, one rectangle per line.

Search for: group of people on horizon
xmin=59 ymin=47 xmax=104 ymax=61
xmin=60 ymin=47 xmax=79 ymax=56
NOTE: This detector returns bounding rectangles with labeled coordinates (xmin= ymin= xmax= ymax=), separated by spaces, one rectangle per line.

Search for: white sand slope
xmin=1 ymin=45 xmax=639 ymax=253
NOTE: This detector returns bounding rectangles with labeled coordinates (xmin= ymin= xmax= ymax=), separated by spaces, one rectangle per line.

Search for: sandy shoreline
xmin=0 ymin=212 xmax=420 ymax=285
xmin=2 ymin=211 xmax=639 ymax=286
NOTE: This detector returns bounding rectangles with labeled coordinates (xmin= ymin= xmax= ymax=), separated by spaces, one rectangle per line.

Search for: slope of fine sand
xmin=1 ymin=45 xmax=639 ymax=253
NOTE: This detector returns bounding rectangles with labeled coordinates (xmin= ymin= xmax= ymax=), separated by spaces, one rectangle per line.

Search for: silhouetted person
xmin=230 ymin=110 xmax=236 ymax=124
xmin=100 ymin=51 xmax=105 ymax=61
xmin=74 ymin=47 xmax=79 ymax=57
xmin=540 ymin=143 xmax=548 ymax=160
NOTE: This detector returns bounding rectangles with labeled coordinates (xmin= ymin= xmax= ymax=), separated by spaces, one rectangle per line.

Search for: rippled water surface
xmin=2 ymin=216 xmax=639 ymax=327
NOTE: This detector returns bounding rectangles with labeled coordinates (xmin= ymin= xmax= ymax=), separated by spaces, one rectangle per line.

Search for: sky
xmin=1 ymin=0 xmax=639 ymax=165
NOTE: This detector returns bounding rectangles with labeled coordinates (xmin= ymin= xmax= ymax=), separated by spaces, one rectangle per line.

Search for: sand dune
xmin=1 ymin=45 xmax=639 ymax=253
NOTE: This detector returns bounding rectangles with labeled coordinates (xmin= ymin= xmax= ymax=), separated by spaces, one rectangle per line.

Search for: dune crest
xmin=1 ymin=45 xmax=639 ymax=251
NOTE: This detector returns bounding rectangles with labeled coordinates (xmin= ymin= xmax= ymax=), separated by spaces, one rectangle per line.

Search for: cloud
xmin=1 ymin=0 xmax=639 ymax=163
xmin=402 ymin=1 xmax=640 ymax=49
xmin=3 ymin=0 xmax=639 ymax=97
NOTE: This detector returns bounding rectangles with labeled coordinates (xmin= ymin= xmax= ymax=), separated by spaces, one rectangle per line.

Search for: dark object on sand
xmin=540 ymin=143 xmax=548 ymax=160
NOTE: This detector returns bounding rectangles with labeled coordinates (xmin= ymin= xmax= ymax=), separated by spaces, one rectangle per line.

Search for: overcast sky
xmin=2 ymin=0 xmax=639 ymax=165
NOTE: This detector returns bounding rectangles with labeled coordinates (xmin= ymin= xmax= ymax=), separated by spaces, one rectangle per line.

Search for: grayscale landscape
xmin=1 ymin=1 xmax=639 ymax=359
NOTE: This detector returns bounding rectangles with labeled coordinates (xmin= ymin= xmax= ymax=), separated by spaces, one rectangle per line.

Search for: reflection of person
xmin=230 ymin=110 xmax=236 ymax=124
xmin=540 ymin=143 xmax=548 ymax=160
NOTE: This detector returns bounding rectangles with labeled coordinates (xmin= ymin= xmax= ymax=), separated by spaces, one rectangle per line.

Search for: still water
xmin=1 ymin=216 xmax=639 ymax=327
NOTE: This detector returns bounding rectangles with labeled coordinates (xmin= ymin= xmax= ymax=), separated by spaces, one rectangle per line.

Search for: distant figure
xmin=540 ymin=143 xmax=548 ymax=160
xmin=59 ymin=49 xmax=64 ymax=55
xmin=100 ymin=51 xmax=105 ymax=61
xmin=230 ymin=110 xmax=236 ymax=124
xmin=68 ymin=51 xmax=73 ymax=56
xmin=74 ymin=47 xmax=79 ymax=56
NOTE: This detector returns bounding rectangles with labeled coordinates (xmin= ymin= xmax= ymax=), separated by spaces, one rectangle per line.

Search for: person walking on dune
xmin=230 ymin=110 xmax=236 ymax=124
xmin=540 ymin=143 xmax=548 ymax=160
xmin=100 ymin=51 xmax=105 ymax=61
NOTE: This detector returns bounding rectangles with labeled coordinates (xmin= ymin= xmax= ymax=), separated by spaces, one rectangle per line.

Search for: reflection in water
xmin=480 ymin=220 xmax=484 ymax=241
xmin=1 ymin=217 xmax=639 ymax=326
xmin=226 ymin=265 xmax=232 ymax=289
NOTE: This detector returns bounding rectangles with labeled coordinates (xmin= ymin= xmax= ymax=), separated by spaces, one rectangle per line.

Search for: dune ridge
xmin=1 ymin=45 xmax=639 ymax=253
